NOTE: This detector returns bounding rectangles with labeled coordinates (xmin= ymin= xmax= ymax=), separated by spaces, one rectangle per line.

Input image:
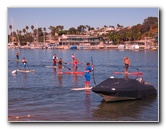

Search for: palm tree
xmin=9 ymin=25 xmax=12 ymax=42
xmin=31 ymin=25 xmax=34 ymax=30
xmin=22 ymin=28 xmax=26 ymax=35
xmin=43 ymin=27 xmax=46 ymax=44
xmin=25 ymin=26 xmax=29 ymax=33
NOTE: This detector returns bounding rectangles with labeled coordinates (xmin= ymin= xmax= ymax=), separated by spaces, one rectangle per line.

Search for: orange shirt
xmin=124 ymin=58 xmax=130 ymax=65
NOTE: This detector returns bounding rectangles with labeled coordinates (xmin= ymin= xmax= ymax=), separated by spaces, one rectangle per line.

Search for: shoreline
xmin=8 ymin=44 xmax=158 ymax=51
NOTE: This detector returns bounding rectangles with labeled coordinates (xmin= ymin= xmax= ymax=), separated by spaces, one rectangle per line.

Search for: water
xmin=8 ymin=49 xmax=159 ymax=122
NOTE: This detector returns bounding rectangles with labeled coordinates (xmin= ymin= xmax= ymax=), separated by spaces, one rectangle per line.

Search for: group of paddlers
xmin=15 ymin=52 xmax=130 ymax=88
xmin=52 ymin=53 xmax=94 ymax=88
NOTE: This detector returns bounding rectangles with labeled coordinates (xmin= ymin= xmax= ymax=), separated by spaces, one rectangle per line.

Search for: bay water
xmin=8 ymin=48 xmax=159 ymax=122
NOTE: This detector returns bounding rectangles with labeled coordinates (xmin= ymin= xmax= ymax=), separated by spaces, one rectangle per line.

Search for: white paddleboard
xmin=16 ymin=69 xmax=35 ymax=73
xmin=71 ymin=87 xmax=92 ymax=91
xmin=45 ymin=66 xmax=57 ymax=68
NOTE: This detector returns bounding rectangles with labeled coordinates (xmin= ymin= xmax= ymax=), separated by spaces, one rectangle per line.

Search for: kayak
xmin=113 ymin=72 xmax=143 ymax=75
xmin=71 ymin=87 xmax=92 ymax=90
xmin=16 ymin=69 xmax=35 ymax=73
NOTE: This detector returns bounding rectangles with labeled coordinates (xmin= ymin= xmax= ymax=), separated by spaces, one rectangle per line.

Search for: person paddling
xmin=123 ymin=56 xmax=130 ymax=74
xmin=84 ymin=62 xmax=94 ymax=88
xmin=57 ymin=58 xmax=63 ymax=74
xmin=73 ymin=58 xmax=79 ymax=72
xmin=53 ymin=54 xmax=58 ymax=66
xmin=72 ymin=54 xmax=75 ymax=62
xmin=22 ymin=57 xmax=27 ymax=70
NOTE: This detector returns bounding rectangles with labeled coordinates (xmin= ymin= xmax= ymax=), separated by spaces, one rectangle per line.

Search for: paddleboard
xmin=45 ymin=66 xmax=57 ymax=68
xmin=63 ymin=71 xmax=84 ymax=75
xmin=8 ymin=59 xmax=21 ymax=62
xmin=16 ymin=69 xmax=35 ymax=73
xmin=113 ymin=72 xmax=143 ymax=75
xmin=71 ymin=87 xmax=92 ymax=91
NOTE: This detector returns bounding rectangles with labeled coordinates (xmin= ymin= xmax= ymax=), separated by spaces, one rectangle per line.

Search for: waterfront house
xmin=58 ymin=34 xmax=103 ymax=49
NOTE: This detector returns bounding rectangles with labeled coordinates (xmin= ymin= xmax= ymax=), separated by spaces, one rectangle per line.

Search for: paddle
xmin=62 ymin=64 xmax=71 ymax=70
xmin=26 ymin=63 xmax=31 ymax=70
xmin=63 ymin=61 xmax=68 ymax=64
xmin=130 ymin=66 xmax=139 ymax=71
xmin=91 ymin=57 xmax=96 ymax=85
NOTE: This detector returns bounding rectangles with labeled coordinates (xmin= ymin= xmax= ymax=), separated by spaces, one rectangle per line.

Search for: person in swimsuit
xmin=73 ymin=58 xmax=79 ymax=72
xmin=22 ymin=57 xmax=27 ymax=70
xmin=72 ymin=54 xmax=75 ymax=62
xmin=53 ymin=54 xmax=58 ymax=66
xmin=58 ymin=58 xmax=63 ymax=74
xmin=84 ymin=62 xmax=94 ymax=88
xmin=16 ymin=52 xmax=19 ymax=61
xmin=123 ymin=56 xmax=130 ymax=73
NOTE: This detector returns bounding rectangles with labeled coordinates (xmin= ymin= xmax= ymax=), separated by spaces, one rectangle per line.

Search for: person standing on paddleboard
xmin=22 ymin=57 xmax=27 ymax=70
xmin=53 ymin=54 xmax=58 ymax=66
xmin=73 ymin=58 xmax=79 ymax=72
xmin=57 ymin=58 xmax=63 ymax=74
xmin=84 ymin=62 xmax=94 ymax=88
xmin=72 ymin=54 xmax=75 ymax=62
xmin=123 ymin=56 xmax=130 ymax=74
xmin=16 ymin=52 xmax=19 ymax=61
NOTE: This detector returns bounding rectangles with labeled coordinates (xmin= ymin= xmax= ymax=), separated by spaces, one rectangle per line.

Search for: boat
xmin=131 ymin=45 xmax=139 ymax=51
xmin=16 ymin=69 xmax=35 ymax=73
xmin=118 ymin=44 xmax=125 ymax=50
xmin=70 ymin=46 xmax=77 ymax=50
xmin=91 ymin=77 xmax=157 ymax=102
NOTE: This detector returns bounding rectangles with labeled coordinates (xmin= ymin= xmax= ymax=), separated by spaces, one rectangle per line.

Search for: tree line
xmin=8 ymin=16 xmax=158 ymax=46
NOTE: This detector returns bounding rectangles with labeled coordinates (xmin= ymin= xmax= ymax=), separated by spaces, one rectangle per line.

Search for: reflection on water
xmin=73 ymin=74 xmax=78 ymax=87
xmin=92 ymin=95 xmax=157 ymax=121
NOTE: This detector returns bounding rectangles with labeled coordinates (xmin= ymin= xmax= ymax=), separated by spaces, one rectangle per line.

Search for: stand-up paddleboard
xmin=113 ymin=72 xmax=143 ymax=75
xmin=8 ymin=59 xmax=21 ymax=62
xmin=68 ymin=62 xmax=82 ymax=65
xmin=45 ymin=66 xmax=57 ymax=68
xmin=71 ymin=87 xmax=92 ymax=91
xmin=63 ymin=71 xmax=84 ymax=75
xmin=16 ymin=69 xmax=35 ymax=73
xmin=57 ymin=71 xmax=84 ymax=75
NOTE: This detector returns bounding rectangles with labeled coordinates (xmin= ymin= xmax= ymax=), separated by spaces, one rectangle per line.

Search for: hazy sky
xmin=8 ymin=8 xmax=158 ymax=32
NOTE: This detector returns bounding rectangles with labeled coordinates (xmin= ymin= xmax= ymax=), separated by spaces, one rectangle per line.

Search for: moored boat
xmin=91 ymin=77 xmax=157 ymax=102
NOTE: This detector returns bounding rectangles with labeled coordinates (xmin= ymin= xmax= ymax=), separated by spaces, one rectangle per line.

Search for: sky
xmin=8 ymin=8 xmax=158 ymax=33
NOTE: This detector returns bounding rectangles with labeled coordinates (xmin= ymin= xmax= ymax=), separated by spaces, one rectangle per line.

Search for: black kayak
xmin=91 ymin=77 xmax=157 ymax=102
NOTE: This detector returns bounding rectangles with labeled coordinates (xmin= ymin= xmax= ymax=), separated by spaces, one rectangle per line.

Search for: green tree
xmin=22 ymin=28 xmax=26 ymax=35
xmin=31 ymin=25 xmax=34 ymax=34
xmin=68 ymin=27 xmax=77 ymax=34
xmin=9 ymin=25 xmax=12 ymax=42
xmin=141 ymin=17 xmax=158 ymax=33
xmin=25 ymin=26 xmax=29 ymax=33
